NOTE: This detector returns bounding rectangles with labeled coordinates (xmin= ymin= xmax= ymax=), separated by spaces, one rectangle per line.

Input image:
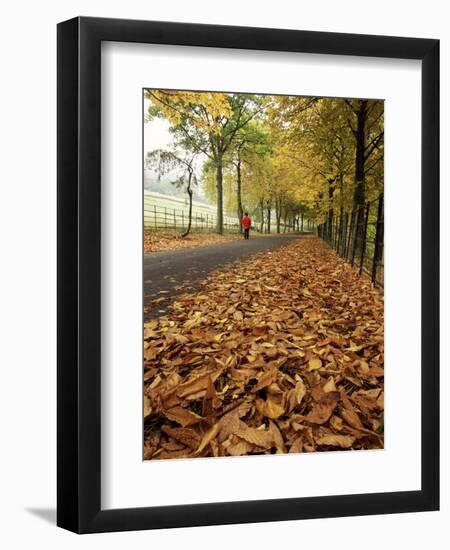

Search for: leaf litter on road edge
xmin=143 ymin=235 xmax=384 ymax=460
xmin=144 ymin=231 xmax=241 ymax=253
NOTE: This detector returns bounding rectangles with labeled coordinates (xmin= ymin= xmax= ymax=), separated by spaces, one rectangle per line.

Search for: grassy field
xmin=144 ymin=191 xmax=240 ymax=232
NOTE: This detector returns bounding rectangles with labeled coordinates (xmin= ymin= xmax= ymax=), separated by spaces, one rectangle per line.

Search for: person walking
xmin=241 ymin=212 xmax=252 ymax=240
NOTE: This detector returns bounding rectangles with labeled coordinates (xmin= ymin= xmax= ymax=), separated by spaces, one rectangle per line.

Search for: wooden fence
xmin=145 ymin=199 xmax=316 ymax=235
xmin=144 ymin=203 xmax=241 ymax=232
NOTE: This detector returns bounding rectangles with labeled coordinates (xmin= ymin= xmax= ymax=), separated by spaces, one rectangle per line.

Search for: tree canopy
xmin=145 ymin=90 xmax=384 ymax=234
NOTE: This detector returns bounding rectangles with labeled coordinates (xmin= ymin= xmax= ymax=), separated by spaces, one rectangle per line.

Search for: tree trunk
xmin=182 ymin=176 xmax=193 ymax=238
xmin=327 ymin=179 xmax=335 ymax=242
xmin=353 ymin=100 xmax=367 ymax=254
xmin=266 ymin=203 xmax=271 ymax=234
xmin=275 ymin=198 xmax=281 ymax=234
xmin=338 ymin=173 xmax=344 ymax=253
xmin=337 ymin=206 xmax=344 ymax=253
xmin=259 ymin=200 xmax=264 ymax=233
xmin=215 ymin=151 xmax=224 ymax=234
xmin=301 ymin=210 xmax=304 ymax=232
xmin=236 ymin=158 xmax=243 ymax=233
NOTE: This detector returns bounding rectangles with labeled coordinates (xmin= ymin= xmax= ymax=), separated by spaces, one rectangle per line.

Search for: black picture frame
xmin=57 ymin=16 xmax=439 ymax=533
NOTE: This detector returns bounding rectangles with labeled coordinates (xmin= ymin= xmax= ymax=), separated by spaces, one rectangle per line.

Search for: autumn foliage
xmin=144 ymin=236 xmax=384 ymax=459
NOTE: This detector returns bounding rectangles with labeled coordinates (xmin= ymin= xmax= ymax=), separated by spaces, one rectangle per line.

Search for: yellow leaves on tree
xmin=145 ymin=90 xmax=232 ymax=136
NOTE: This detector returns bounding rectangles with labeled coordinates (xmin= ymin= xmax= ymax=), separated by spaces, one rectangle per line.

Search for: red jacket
xmin=241 ymin=215 xmax=252 ymax=229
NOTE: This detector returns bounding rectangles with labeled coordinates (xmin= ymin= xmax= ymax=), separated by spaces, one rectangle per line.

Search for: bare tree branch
xmin=364 ymin=131 xmax=384 ymax=161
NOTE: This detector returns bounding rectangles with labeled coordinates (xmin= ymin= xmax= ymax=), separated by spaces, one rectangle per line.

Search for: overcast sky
xmin=143 ymin=97 xmax=208 ymax=199
xmin=143 ymin=98 xmax=172 ymax=154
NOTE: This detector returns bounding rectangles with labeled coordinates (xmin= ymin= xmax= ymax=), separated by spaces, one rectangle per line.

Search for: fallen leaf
xmin=161 ymin=426 xmax=201 ymax=449
xmin=256 ymin=395 xmax=285 ymax=419
xmin=315 ymin=434 xmax=355 ymax=448
xmin=196 ymin=423 xmax=220 ymax=454
xmin=234 ymin=423 xmax=275 ymax=448
xmin=286 ymin=377 xmax=306 ymax=413
xmin=144 ymin=395 xmax=152 ymax=418
xmin=305 ymin=399 xmax=338 ymax=425
xmin=308 ymin=357 xmax=322 ymax=371
xmin=253 ymin=366 xmax=278 ymax=392
xmin=164 ymin=406 xmax=204 ymax=427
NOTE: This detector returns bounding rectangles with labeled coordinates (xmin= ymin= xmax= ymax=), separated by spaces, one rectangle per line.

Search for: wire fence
xmin=317 ymin=194 xmax=384 ymax=289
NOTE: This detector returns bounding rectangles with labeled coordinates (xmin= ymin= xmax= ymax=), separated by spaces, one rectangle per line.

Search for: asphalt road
xmin=144 ymin=233 xmax=308 ymax=320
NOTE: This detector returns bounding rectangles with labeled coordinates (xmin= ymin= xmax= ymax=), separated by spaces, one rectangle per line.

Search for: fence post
xmin=350 ymin=207 xmax=360 ymax=266
xmin=359 ymin=202 xmax=370 ymax=275
xmin=337 ymin=211 xmax=343 ymax=255
xmin=342 ymin=213 xmax=349 ymax=258
xmin=336 ymin=216 xmax=342 ymax=254
xmin=346 ymin=211 xmax=354 ymax=261
xmin=372 ymin=193 xmax=384 ymax=285
xmin=334 ymin=216 xmax=338 ymax=250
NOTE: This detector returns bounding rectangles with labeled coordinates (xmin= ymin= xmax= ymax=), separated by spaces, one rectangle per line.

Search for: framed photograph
xmin=57 ymin=17 xmax=439 ymax=533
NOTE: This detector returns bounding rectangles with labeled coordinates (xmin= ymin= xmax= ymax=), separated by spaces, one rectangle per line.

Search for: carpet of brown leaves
xmin=144 ymin=236 xmax=384 ymax=460
xmin=144 ymin=231 xmax=241 ymax=253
